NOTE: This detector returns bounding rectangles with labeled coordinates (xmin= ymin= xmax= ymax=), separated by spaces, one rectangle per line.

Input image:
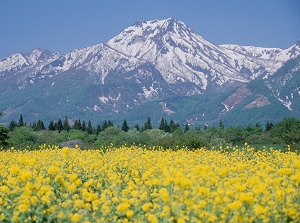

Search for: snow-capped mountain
xmin=0 ymin=48 xmax=57 ymax=73
xmin=1 ymin=18 xmax=299 ymax=90
xmin=220 ymin=40 xmax=300 ymax=80
xmin=273 ymin=39 xmax=300 ymax=61
xmin=0 ymin=18 xmax=299 ymax=125
xmin=219 ymin=44 xmax=282 ymax=60
xmin=220 ymin=40 xmax=300 ymax=64
xmin=108 ymin=18 xmax=286 ymax=88
xmin=265 ymin=55 xmax=300 ymax=111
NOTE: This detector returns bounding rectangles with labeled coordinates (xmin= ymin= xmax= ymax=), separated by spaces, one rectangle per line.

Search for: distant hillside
xmin=0 ymin=18 xmax=299 ymax=126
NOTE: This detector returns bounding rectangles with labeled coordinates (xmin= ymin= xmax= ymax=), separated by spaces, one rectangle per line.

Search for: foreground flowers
xmin=0 ymin=145 xmax=299 ymax=222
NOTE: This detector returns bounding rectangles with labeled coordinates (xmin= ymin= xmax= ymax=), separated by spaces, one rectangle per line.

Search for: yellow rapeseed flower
xmin=254 ymin=204 xmax=266 ymax=216
xmin=47 ymin=165 xmax=60 ymax=175
xmin=18 ymin=204 xmax=29 ymax=212
xmin=159 ymin=188 xmax=170 ymax=203
xmin=207 ymin=215 xmax=218 ymax=222
xmin=125 ymin=210 xmax=134 ymax=219
xmin=117 ymin=202 xmax=130 ymax=212
xmin=228 ymin=200 xmax=243 ymax=211
xmin=142 ymin=203 xmax=152 ymax=212
xmin=148 ymin=214 xmax=158 ymax=223
xmin=62 ymin=147 xmax=70 ymax=155
xmin=69 ymin=173 xmax=78 ymax=182
xmin=0 ymin=145 xmax=299 ymax=222
xmin=9 ymin=165 xmax=20 ymax=174
xmin=57 ymin=212 xmax=64 ymax=218
xmin=70 ymin=213 xmax=82 ymax=222
xmin=0 ymin=213 xmax=5 ymax=221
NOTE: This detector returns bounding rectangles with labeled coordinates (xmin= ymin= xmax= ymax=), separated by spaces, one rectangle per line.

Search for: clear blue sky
xmin=1 ymin=0 xmax=299 ymax=58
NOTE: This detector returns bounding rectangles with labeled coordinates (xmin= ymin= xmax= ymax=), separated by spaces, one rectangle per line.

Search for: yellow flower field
xmin=0 ymin=145 xmax=299 ymax=222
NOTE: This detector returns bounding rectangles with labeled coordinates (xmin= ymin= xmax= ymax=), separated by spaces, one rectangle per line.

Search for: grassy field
xmin=0 ymin=145 xmax=299 ymax=222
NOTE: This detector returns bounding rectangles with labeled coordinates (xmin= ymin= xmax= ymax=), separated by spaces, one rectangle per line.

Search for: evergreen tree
xmin=0 ymin=123 xmax=8 ymax=147
xmin=107 ymin=120 xmax=114 ymax=127
xmin=159 ymin=117 xmax=165 ymax=130
xmin=73 ymin=119 xmax=82 ymax=130
xmin=8 ymin=120 xmax=17 ymax=131
xmin=87 ymin=120 xmax=93 ymax=134
xmin=265 ymin=121 xmax=273 ymax=132
xmin=255 ymin=122 xmax=263 ymax=132
xmin=31 ymin=122 xmax=37 ymax=129
xmin=63 ymin=117 xmax=70 ymax=132
xmin=48 ymin=120 xmax=55 ymax=131
xmin=18 ymin=114 xmax=24 ymax=127
xmin=184 ymin=123 xmax=189 ymax=132
xmin=33 ymin=120 xmax=45 ymax=131
xmin=164 ymin=119 xmax=170 ymax=132
xmin=246 ymin=124 xmax=262 ymax=134
xmin=144 ymin=117 xmax=152 ymax=130
xmin=78 ymin=119 xmax=82 ymax=130
xmin=134 ymin=124 xmax=140 ymax=131
xmin=169 ymin=119 xmax=177 ymax=133
xmin=219 ymin=119 xmax=224 ymax=130
xmin=96 ymin=124 xmax=101 ymax=135
xmin=102 ymin=120 xmax=108 ymax=131
xmin=81 ymin=120 xmax=87 ymax=132
xmin=55 ymin=119 xmax=63 ymax=132
xmin=73 ymin=120 xmax=78 ymax=130
xmin=121 ymin=119 xmax=129 ymax=132
xmin=0 ymin=112 xmax=8 ymax=146
xmin=36 ymin=120 xmax=45 ymax=131
xmin=269 ymin=118 xmax=300 ymax=145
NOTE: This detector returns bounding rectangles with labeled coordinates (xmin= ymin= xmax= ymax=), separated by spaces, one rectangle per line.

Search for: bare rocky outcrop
xmin=221 ymin=85 xmax=252 ymax=112
xmin=59 ymin=139 xmax=85 ymax=149
xmin=244 ymin=95 xmax=271 ymax=109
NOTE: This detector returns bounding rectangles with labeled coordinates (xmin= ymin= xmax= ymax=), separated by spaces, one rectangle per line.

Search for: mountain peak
xmin=131 ymin=18 xmax=191 ymax=35
xmin=28 ymin=48 xmax=45 ymax=54
xmin=107 ymin=18 xmax=198 ymax=58
xmin=133 ymin=17 xmax=179 ymax=25
xmin=26 ymin=48 xmax=54 ymax=65
xmin=163 ymin=17 xmax=181 ymax=26
xmin=162 ymin=17 xmax=190 ymax=33
xmin=1 ymin=18 xmax=300 ymax=125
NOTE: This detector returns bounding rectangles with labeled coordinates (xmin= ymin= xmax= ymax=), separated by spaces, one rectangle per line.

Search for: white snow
xmin=106 ymin=18 xmax=288 ymax=88
xmin=276 ymin=96 xmax=293 ymax=111
xmin=142 ymin=85 xmax=158 ymax=99
xmin=93 ymin=105 xmax=101 ymax=111
xmin=0 ymin=53 xmax=27 ymax=72
xmin=220 ymin=44 xmax=282 ymax=60
xmin=1 ymin=18 xmax=299 ymax=108
xmin=99 ymin=95 xmax=109 ymax=103
xmin=109 ymin=92 xmax=121 ymax=101
xmin=221 ymin=103 xmax=230 ymax=113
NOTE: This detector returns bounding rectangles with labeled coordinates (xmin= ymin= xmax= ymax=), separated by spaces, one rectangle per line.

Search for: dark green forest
xmin=0 ymin=113 xmax=300 ymax=152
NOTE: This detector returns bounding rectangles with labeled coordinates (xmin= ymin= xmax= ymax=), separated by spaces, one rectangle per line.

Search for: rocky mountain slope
xmin=0 ymin=18 xmax=299 ymax=126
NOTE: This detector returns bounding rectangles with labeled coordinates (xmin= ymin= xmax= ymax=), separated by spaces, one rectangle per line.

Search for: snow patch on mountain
xmin=99 ymin=95 xmax=109 ymax=104
xmin=0 ymin=18 xmax=300 ymax=116
xmin=274 ymin=40 xmax=300 ymax=61
xmin=0 ymin=53 xmax=28 ymax=72
xmin=277 ymin=97 xmax=292 ymax=110
xmin=107 ymin=18 xmax=254 ymax=89
xmin=220 ymin=44 xmax=282 ymax=60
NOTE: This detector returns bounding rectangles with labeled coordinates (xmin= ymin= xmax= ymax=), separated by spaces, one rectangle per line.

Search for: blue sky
xmin=1 ymin=0 xmax=299 ymax=58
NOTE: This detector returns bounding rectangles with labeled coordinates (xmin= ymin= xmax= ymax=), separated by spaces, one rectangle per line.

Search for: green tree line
xmin=1 ymin=113 xmax=300 ymax=151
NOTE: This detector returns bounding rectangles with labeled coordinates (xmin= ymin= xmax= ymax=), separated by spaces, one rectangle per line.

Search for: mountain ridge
xmin=0 ymin=18 xmax=299 ymax=126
